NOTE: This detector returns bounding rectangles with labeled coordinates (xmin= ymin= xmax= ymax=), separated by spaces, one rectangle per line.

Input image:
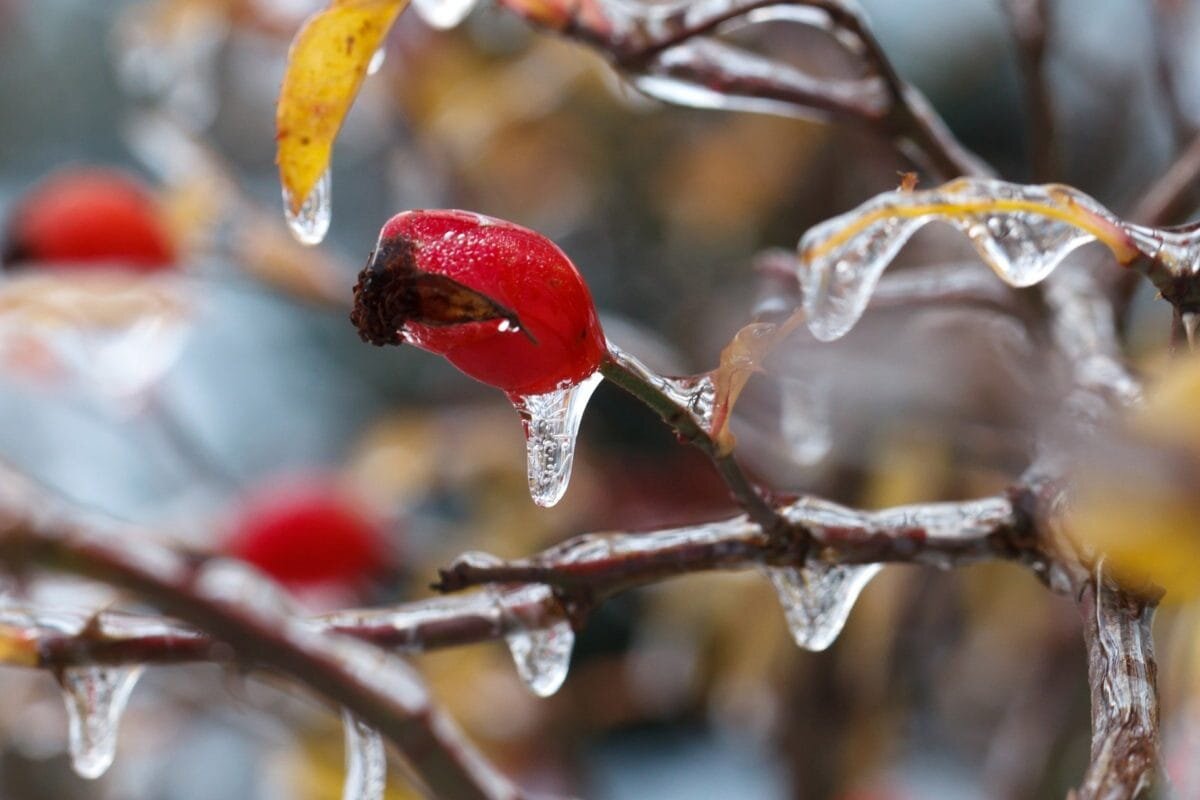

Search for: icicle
xmin=778 ymin=376 xmax=832 ymax=467
xmin=498 ymin=584 xmax=575 ymax=698
xmin=283 ymin=169 xmax=332 ymax=246
xmin=411 ymin=0 xmax=479 ymax=29
xmin=510 ymin=372 xmax=602 ymax=508
xmin=437 ymin=552 xmax=576 ymax=696
xmin=341 ymin=709 xmax=386 ymax=800
xmin=766 ymin=562 xmax=881 ymax=651
xmin=366 ymin=47 xmax=386 ymax=76
xmin=57 ymin=665 xmax=143 ymax=779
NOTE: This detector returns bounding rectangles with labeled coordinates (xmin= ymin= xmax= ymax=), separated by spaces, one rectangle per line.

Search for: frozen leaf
xmin=796 ymin=179 xmax=1148 ymax=341
xmin=276 ymin=0 xmax=409 ymax=219
xmin=710 ymin=312 xmax=804 ymax=453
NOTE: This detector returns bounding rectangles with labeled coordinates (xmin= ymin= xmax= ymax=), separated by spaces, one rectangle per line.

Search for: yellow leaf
xmin=710 ymin=311 xmax=804 ymax=454
xmin=1134 ymin=354 xmax=1200 ymax=451
xmin=276 ymin=0 xmax=408 ymax=214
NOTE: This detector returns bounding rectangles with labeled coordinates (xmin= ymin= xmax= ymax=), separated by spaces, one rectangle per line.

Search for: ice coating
xmin=796 ymin=179 xmax=1146 ymax=341
xmin=283 ymin=168 xmax=331 ymax=246
xmin=58 ymin=665 xmax=144 ymax=779
xmin=766 ymin=562 xmax=881 ymax=651
xmin=434 ymin=552 xmax=576 ymax=696
xmin=499 ymin=585 xmax=575 ymax=697
xmin=342 ymin=709 xmax=386 ymax=800
xmin=631 ymin=39 xmax=887 ymax=123
xmin=511 ymin=371 xmax=603 ymax=508
xmin=605 ymin=342 xmax=715 ymax=431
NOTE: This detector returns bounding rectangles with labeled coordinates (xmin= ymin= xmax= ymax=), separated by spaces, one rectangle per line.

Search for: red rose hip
xmin=225 ymin=478 xmax=392 ymax=594
xmin=351 ymin=209 xmax=606 ymax=396
xmin=2 ymin=168 xmax=176 ymax=271
xmin=351 ymin=210 xmax=610 ymax=507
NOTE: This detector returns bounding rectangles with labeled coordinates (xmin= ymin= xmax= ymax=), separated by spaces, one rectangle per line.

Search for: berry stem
xmin=598 ymin=352 xmax=796 ymax=546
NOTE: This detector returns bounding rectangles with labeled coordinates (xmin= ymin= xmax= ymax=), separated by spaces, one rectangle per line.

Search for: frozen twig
xmin=0 ymin=473 xmax=533 ymax=800
xmin=1073 ymin=578 xmax=1161 ymax=800
xmin=496 ymin=0 xmax=989 ymax=179
xmin=433 ymin=493 xmax=1045 ymax=599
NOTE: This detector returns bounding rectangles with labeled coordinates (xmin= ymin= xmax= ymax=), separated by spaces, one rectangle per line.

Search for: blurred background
xmin=0 ymin=0 xmax=1199 ymax=797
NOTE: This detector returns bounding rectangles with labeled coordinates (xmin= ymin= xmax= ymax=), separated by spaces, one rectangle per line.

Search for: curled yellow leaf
xmin=711 ymin=311 xmax=805 ymax=454
xmin=276 ymin=0 xmax=409 ymax=214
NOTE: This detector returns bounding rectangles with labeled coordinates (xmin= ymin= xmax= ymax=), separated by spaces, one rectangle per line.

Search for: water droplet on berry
xmin=341 ymin=709 xmax=386 ymax=800
xmin=411 ymin=0 xmax=479 ymax=29
xmin=58 ymin=665 xmax=143 ymax=779
xmin=283 ymin=169 xmax=331 ymax=246
xmin=366 ymin=47 xmax=386 ymax=76
xmin=510 ymin=371 xmax=602 ymax=507
xmin=766 ymin=562 xmax=880 ymax=651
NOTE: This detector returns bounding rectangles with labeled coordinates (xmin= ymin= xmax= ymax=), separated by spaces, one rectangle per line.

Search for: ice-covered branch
xmin=0 ymin=589 xmax=565 ymax=670
xmin=1074 ymin=579 xmax=1161 ymax=800
xmin=434 ymin=494 xmax=1034 ymax=595
xmin=495 ymin=0 xmax=988 ymax=178
xmin=793 ymin=177 xmax=1200 ymax=342
xmin=0 ymin=475 xmax=534 ymax=800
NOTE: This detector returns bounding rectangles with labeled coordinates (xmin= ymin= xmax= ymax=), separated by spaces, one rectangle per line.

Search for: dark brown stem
xmin=598 ymin=350 xmax=795 ymax=544
xmin=1074 ymin=579 xmax=1160 ymax=800
xmin=1000 ymin=0 xmax=1059 ymax=181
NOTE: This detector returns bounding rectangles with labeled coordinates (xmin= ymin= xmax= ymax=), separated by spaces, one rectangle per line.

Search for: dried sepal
xmin=350 ymin=237 xmax=526 ymax=347
xmin=796 ymin=178 xmax=1156 ymax=342
xmin=275 ymin=0 xmax=408 ymax=215
xmin=711 ymin=310 xmax=804 ymax=454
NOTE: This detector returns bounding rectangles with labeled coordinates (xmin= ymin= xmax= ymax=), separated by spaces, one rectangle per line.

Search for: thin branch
xmin=1000 ymin=0 xmax=1059 ymax=181
xmin=0 ymin=493 xmax=1043 ymax=673
xmin=599 ymin=348 xmax=796 ymax=543
xmin=434 ymin=494 xmax=1044 ymax=598
xmin=496 ymin=0 xmax=990 ymax=179
xmin=1074 ymin=578 xmax=1161 ymax=800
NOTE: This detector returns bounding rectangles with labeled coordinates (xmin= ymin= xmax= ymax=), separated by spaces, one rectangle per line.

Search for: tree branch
xmin=1073 ymin=578 xmax=1161 ymax=800
xmin=1000 ymin=0 xmax=1058 ymax=181
xmin=0 ymin=475 xmax=534 ymax=800
xmin=495 ymin=0 xmax=990 ymax=179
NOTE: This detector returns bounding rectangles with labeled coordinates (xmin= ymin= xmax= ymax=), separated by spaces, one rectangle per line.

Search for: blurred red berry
xmin=2 ymin=167 xmax=176 ymax=271
xmin=351 ymin=209 xmax=607 ymax=396
xmin=225 ymin=479 xmax=391 ymax=591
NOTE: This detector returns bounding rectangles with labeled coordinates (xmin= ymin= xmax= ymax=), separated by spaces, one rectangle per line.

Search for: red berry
xmin=224 ymin=478 xmax=391 ymax=590
xmin=351 ymin=210 xmax=607 ymax=396
xmin=2 ymin=168 xmax=176 ymax=272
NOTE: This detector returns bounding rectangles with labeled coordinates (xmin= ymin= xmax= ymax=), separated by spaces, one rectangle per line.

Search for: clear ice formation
xmin=511 ymin=372 xmax=603 ymax=508
xmin=58 ymin=665 xmax=144 ymax=779
xmin=283 ymin=169 xmax=332 ymax=246
xmin=794 ymin=178 xmax=1199 ymax=341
